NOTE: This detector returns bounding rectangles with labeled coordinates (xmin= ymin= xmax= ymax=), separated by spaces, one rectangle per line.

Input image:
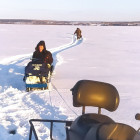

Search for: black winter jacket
xmin=33 ymin=50 xmax=53 ymax=65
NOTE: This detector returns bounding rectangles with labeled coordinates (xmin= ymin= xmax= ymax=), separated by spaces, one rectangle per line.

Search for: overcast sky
xmin=0 ymin=0 xmax=140 ymax=21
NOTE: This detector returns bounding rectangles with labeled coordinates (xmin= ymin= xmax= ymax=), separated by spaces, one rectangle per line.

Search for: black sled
xmin=24 ymin=59 xmax=51 ymax=92
xmin=29 ymin=80 xmax=140 ymax=140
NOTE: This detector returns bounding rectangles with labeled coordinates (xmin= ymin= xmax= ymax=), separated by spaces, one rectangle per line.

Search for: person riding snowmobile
xmin=74 ymin=28 xmax=82 ymax=39
xmin=24 ymin=40 xmax=53 ymax=91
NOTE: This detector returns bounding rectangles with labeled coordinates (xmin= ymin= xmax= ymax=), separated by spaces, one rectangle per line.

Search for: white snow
xmin=0 ymin=24 xmax=140 ymax=140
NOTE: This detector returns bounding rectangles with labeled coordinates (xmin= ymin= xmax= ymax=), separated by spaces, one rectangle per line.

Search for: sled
xmin=24 ymin=59 xmax=51 ymax=92
xmin=29 ymin=80 xmax=140 ymax=140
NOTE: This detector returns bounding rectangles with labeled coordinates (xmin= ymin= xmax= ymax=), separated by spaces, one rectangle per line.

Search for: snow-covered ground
xmin=0 ymin=24 xmax=140 ymax=140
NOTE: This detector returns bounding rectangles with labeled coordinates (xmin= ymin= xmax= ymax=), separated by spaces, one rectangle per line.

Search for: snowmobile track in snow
xmin=0 ymin=34 xmax=83 ymax=140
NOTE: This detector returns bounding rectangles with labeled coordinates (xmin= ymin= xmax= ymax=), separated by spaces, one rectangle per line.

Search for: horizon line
xmin=0 ymin=18 xmax=140 ymax=22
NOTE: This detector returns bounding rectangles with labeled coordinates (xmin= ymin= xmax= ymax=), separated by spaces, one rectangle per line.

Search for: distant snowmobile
xmin=23 ymin=59 xmax=51 ymax=92
xmin=29 ymin=80 xmax=140 ymax=140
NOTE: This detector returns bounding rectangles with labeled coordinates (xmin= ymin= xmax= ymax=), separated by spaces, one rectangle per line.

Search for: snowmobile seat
xmin=68 ymin=80 xmax=136 ymax=140
xmin=70 ymin=80 xmax=120 ymax=113
xmin=68 ymin=113 xmax=115 ymax=140
xmin=85 ymin=123 xmax=136 ymax=140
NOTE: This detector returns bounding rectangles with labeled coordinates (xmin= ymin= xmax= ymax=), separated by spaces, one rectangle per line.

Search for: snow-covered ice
xmin=0 ymin=24 xmax=140 ymax=139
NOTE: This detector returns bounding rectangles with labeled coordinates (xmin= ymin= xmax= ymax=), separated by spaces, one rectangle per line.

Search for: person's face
xmin=39 ymin=45 xmax=44 ymax=52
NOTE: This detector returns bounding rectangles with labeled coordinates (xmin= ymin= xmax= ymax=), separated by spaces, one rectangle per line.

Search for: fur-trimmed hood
xmin=35 ymin=40 xmax=46 ymax=52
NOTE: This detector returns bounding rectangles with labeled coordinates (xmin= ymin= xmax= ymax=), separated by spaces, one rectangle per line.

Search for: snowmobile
xmin=24 ymin=59 xmax=51 ymax=92
xmin=29 ymin=80 xmax=140 ymax=140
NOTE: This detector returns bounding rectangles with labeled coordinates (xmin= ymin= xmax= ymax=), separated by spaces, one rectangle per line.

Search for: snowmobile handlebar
xmin=135 ymin=113 xmax=140 ymax=120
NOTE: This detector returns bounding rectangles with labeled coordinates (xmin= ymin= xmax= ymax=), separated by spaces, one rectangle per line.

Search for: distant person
xmin=32 ymin=40 xmax=53 ymax=69
xmin=74 ymin=28 xmax=82 ymax=39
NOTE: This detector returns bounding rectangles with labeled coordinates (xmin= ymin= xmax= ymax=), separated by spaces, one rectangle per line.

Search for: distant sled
xmin=23 ymin=59 xmax=51 ymax=92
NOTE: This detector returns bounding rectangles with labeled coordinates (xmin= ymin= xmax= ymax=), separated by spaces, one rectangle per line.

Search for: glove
xmin=47 ymin=64 xmax=51 ymax=68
